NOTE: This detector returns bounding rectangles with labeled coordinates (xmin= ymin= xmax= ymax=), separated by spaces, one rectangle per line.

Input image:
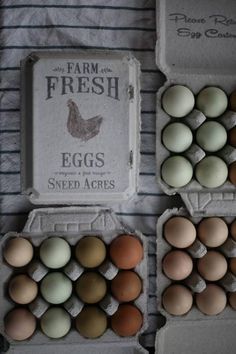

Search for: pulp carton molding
xmin=155 ymin=207 xmax=236 ymax=354
xmin=155 ymin=0 xmax=236 ymax=213
xmin=21 ymin=52 xmax=140 ymax=205
xmin=0 ymin=207 xmax=148 ymax=354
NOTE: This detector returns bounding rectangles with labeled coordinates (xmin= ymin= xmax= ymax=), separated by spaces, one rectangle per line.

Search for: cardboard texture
xmin=155 ymin=208 xmax=236 ymax=354
xmin=21 ymin=52 xmax=140 ymax=205
xmin=0 ymin=207 xmax=148 ymax=354
xmin=155 ymin=0 xmax=236 ymax=214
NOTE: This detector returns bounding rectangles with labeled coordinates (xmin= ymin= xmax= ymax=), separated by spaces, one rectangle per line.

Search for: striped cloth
xmin=0 ymin=0 xmax=182 ymax=349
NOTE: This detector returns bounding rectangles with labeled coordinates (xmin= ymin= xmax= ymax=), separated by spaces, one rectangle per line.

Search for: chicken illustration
xmin=67 ymin=99 xmax=103 ymax=142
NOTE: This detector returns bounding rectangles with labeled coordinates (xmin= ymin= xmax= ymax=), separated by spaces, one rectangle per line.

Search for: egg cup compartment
xmin=0 ymin=207 xmax=148 ymax=353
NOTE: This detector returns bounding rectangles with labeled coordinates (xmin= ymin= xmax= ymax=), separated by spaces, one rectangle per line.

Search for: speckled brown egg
xmin=5 ymin=308 xmax=36 ymax=341
xmin=111 ymin=271 xmax=142 ymax=302
xmin=229 ymin=161 xmax=236 ymax=185
xmin=162 ymin=250 xmax=193 ymax=280
xmin=164 ymin=216 xmax=196 ymax=248
xmin=111 ymin=304 xmax=143 ymax=337
xmin=196 ymin=284 xmax=226 ymax=315
xmin=9 ymin=274 xmax=38 ymax=305
xmin=4 ymin=237 xmax=33 ymax=267
xmin=110 ymin=235 xmax=143 ymax=269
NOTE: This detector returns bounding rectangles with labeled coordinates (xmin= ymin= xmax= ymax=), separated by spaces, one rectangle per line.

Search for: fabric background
xmin=0 ymin=0 xmax=182 ymax=350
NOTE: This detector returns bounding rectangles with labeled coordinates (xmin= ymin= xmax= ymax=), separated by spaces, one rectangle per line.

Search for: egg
xmin=161 ymin=156 xmax=193 ymax=188
xmin=164 ymin=216 xmax=196 ymax=248
xmin=196 ymin=87 xmax=228 ymax=118
xmin=229 ymin=161 xmax=236 ymax=185
xmin=162 ymin=284 xmax=193 ymax=316
xmin=196 ymin=284 xmax=226 ymax=315
xmin=230 ymin=90 xmax=236 ymax=111
xmin=111 ymin=271 xmax=142 ymax=302
xmin=9 ymin=274 xmax=38 ymax=305
xmin=162 ymin=250 xmax=193 ymax=281
xmin=231 ymin=220 xmax=236 ymax=240
xmin=40 ymin=237 xmax=71 ymax=269
xmin=196 ymin=121 xmax=227 ymax=152
xmin=40 ymin=272 xmax=72 ymax=304
xmin=230 ymin=258 xmax=236 ymax=275
xmin=109 ymin=235 xmax=143 ymax=270
xmin=76 ymin=306 xmax=107 ymax=338
xmin=198 ymin=217 xmax=228 ymax=247
xmin=4 ymin=237 xmax=33 ymax=267
xmin=197 ymin=251 xmax=227 ymax=281
xmin=162 ymin=85 xmax=195 ymax=118
xmin=111 ymin=304 xmax=143 ymax=337
xmin=41 ymin=307 xmax=71 ymax=339
xmin=229 ymin=126 xmax=236 ymax=147
xmin=75 ymin=236 xmax=106 ymax=268
xmin=5 ymin=308 xmax=36 ymax=341
xmin=76 ymin=272 xmax=107 ymax=304
xmin=162 ymin=122 xmax=193 ymax=153
xmin=229 ymin=292 xmax=236 ymax=310
xmin=195 ymin=156 xmax=228 ymax=188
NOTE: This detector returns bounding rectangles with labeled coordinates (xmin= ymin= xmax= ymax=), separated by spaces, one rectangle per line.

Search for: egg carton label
xmin=21 ymin=52 xmax=140 ymax=204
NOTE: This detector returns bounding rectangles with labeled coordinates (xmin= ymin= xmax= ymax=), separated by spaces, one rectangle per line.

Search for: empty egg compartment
xmin=0 ymin=207 xmax=148 ymax=349
xmin=156 ymin=208 xmax=236 ymax=320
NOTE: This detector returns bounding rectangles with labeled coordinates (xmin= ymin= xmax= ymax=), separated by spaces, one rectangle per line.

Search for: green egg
xmin=195 ymin=156 xmax=228 ymax=188
xmin=41 ymin=307 xmax=71 ymax=339
xmin=162 ymin=122 xmax=193 ymax=153
xmin=40 ymin=237 xmax=71 ymax=269
xmin=196 ymin=121 xmax=227 ymax=152
xmin=196 ymin=87 xmax=228 ymax=118
xmin=161 ymin=156 xmax=193 ymax=188
xmin=162 ymin=85 xmax=195 ymax=118
xmin=40 ymin=272 xmax=72 ymax=304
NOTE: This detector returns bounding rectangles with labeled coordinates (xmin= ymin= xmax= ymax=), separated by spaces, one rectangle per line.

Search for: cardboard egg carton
xmin=155 ymin=0 xmax=236 ymax=214
xmin=155 ymin=207 xmax=236 ymax=354
xmin=0 ymin=207 xmax=148 ymax=354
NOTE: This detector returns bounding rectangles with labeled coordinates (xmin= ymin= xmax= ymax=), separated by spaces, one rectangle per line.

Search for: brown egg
xmin=162 ymin=250 xmax=193 ymax=280
xmin=9 ymin=274 xmax=38 ymax=304
xmin=228 ymin=126 xmax=236 ymax=147
xmin=196 ymin=284 xmax=226 ymax=315
xmin=5 ymin=308 xmax=36 ymax=341
xmin=76 ymin=272 xmax=107 ymax=304
xmin=197 ymin=251 xmax=227 ymax=281
xmin=75 ymin=306 xmax=107 ymax=338
xmin=229 ymin=161 xmax=236 ymax=185
xmin=230 ymin=90 xmax=236 ymax=111
xmin=110 ymin=235 xmax=143 ymax=270
xmin=164 ymin=216 xmax=196 ymax=248
xmin=111 ymin=271 xmax=142 ymax=302
xmin=231 ymin=220 xmax=236 ymax=240
xmin=230 ymin=258 xmax=236 ymax=275
xmin=75 ymin=236 xmax=106 ymax=268
xmin=111 ymin=304 xmax=143 ymax=336
xmin=229 ymin=292 xmax=236 ymax=310
xmin=198 ymin=217 xmax=228 ymax=247
xmin=4 ymin=237 xmax=33 ymax=267
xmin=162 ymin=284 xmax=193 ymax=316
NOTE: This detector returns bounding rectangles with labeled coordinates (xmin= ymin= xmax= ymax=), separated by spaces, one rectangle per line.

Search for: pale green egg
xmin=162 ymin=123 xmax=193 ymax=152
xmin=196 ymin=156 xmax=228 ymax=188
xmin=161 ymin=156 xmax=193 ymax=188
xmin=196 ymin=121 xmax=227 ymax=152
xmin=162 ymin=85 xmax=195 ymax=118
xmin=40 ymin=272 xmax=72 ymax=304
xmin=40 ymin=237 xmax=71 ymax=269
xmin=41 ymin=307 xmax=71 ymax=339
xmin=196 ymin=87 xmax=228 ymax=118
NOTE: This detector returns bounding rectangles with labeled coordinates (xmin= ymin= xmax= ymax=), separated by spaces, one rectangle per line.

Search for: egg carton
xmin=155 ymin=207 xmax=236 ymax=354
xmin=155 ymin=0 xmax=236 ymax=214
xmin=0 ymin=207 xmax=148 ymax=354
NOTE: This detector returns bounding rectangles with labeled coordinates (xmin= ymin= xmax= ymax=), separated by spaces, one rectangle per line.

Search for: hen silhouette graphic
xmin=67 ymin=99 xmax=103 ymax=142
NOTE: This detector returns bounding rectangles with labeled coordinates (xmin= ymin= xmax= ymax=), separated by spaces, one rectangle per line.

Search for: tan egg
xmin=164 ymin=217 xmax=196 ymax=248
xmin=230 ymin=258 xmax=236 ymax=275
xmin=196 ymin=284 xmax=226 ymax=315
xmin=76 ymin=236 xmax=106 ymax=268
xmin=229 ymin=292 xmax=236 ymax=310
xmin=4 ymin=237 xmax=33 ymax=267
xmin=111 ymin=304 xmax=143 ymax=336
xmin=162 ymin=284 xmax=193 ymax=316
xmin=5 ymin=308 xmax=36 ymax=341
xmin=9 ymin=274 xmax=38 ymax=304
xmin=162 ymin=250 xmax=193 ymax=280
xmin=197 ymin=251 xmax=227 ymax=281
xmin=198 ymin=217 xmax=228 ymax=247
xmin=231 ymin=220 xmax=236 ymax=240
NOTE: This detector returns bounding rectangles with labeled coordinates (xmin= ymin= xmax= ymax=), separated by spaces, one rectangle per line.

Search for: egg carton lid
xmin=0 ymin=207 xmax=148 ymax=354
xmin=21 ymin=51 xmax=140 ymax=205
xmin=156 ymin=0 xmax=236 ymax=77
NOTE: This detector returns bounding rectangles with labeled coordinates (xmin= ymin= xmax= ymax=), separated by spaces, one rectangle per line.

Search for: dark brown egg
xmin=110 ymin=235 xmax=143 ymax=269
xmin=111 ymin=271 xmax=142 ymax=302
xmin=111 ymin=304 xmax=143 ymax=336
xmin=229 ymin=161 xmax=236 ymax=185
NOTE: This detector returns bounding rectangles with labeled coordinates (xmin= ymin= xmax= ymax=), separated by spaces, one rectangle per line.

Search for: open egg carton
xmin=155 ymin=0 xmax=236 ymax=214
xmin=0 ymin=207 xmax=148 ymax=354
xmin=155 ymin=207 xmax=236 ymax=354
